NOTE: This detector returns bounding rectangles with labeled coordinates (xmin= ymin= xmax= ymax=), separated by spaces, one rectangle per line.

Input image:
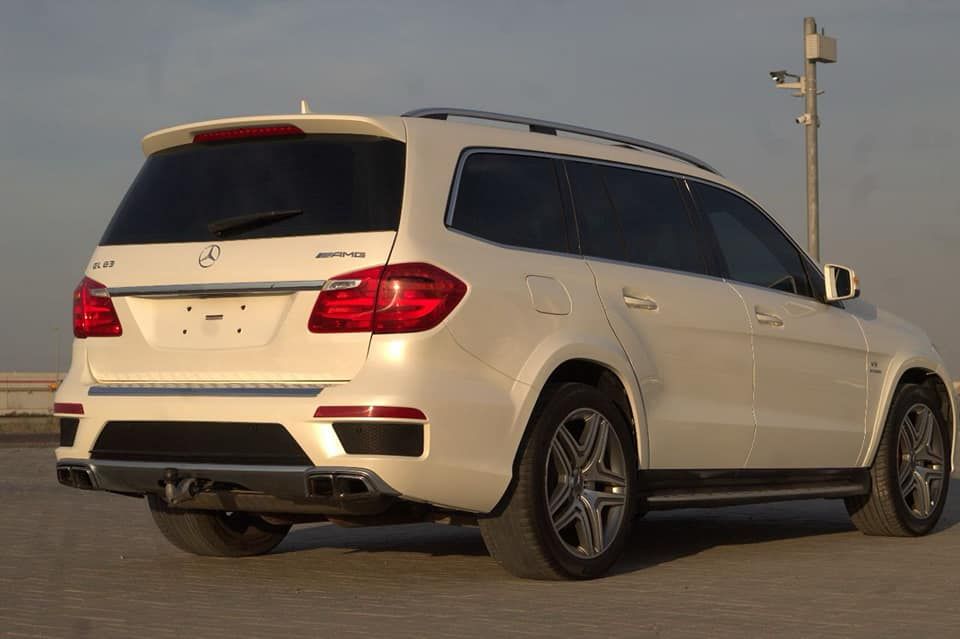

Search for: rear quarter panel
xmin=392 ymin=119 xmax=650 ymax=466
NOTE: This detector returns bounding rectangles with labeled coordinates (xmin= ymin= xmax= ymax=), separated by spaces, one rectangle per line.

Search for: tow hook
xmin=163 ymin=468 xmax=201 ymax=505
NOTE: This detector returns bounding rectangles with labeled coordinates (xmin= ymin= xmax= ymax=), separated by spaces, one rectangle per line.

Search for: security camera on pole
xmin=768 ymin=17 xmax=837 ymax=262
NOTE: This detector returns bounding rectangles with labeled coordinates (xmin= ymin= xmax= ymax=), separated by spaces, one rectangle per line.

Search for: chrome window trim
xmin=443 ymin=226 xmax=592 ymax=262
xmin=718 ymin=273 xmax=846 ymax=309
xmin=716 ymin=276 xmax=823 ymax=304
xmin=582 ymin=254 xmax=729 ymax=287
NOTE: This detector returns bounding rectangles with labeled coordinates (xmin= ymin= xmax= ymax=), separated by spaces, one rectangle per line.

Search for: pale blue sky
xmin=2 ymin=0 xmax=958 ymax=371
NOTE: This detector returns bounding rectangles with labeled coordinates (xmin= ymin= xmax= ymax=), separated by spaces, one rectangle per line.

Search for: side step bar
xmin=638 ymin=467 xmax=871 ymax=511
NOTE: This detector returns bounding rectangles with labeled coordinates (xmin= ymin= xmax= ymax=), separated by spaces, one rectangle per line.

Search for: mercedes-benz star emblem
xmin=198 ymin=244 xmax=221 ymax=268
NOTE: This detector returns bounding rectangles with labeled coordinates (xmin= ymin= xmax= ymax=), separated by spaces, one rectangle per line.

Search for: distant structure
xmin=0 ymin=372 xmax=58 ymax=416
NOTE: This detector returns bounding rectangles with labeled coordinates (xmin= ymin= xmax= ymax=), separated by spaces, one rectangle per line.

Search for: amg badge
xmin=316 ymin=251 xmax=366 ymax=259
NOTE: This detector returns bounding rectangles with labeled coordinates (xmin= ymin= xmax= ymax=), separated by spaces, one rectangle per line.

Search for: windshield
xmin=100 ymin=134 xmax=405 ymax=245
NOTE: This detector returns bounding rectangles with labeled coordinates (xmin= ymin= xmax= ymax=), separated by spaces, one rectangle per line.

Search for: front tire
xmin=479 ymin=383 xmax=637 ymax=579
xmin=148 ymin=496 xmax=291 ymax=557
xmin=845 ymin=383 xmax=951 ymax=536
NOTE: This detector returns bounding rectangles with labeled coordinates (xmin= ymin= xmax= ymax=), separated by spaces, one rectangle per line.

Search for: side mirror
xmin=824 ymin=264 xmax=859 ymax=302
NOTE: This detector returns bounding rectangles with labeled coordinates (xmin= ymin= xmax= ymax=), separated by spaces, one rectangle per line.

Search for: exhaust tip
xmin=307 ymin=473 xmax=334 ymax=498
xmin=56 ymin=466 xmax=74 ymax=487
xmin=334 ymin=474 xmax=372 ymax=497
xmin=56 ymin=464 xmax=97 ymax=490
xmin=306 ymin=472 xmax=376 ymax=499
xmin=72 ymin=468 xmax=95 ymax=490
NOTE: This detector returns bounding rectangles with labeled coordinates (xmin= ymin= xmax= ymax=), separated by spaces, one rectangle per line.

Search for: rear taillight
xmin=193 ymin=125 xmax=304 ymax=144
xmin=373 ymin=263 xmax=468 ymax=334
xmin=308 ymin=263 xmax=467 ymax=334
xmin=73 ymin=277 xmax=122 ymax=338
xmin=308 ymin=266 xmax=382 ymax=333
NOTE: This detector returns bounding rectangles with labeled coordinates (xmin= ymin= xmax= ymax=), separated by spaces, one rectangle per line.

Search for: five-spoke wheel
xmin=546 ymin=408 xmax=628 ymax=559
xmin=479 ymin=382 xmax=637 ymax=579
xmin=846 ymin=382 xmax=951 ymax=536
xmin=896 ymin=403 xmax=946 ymax=519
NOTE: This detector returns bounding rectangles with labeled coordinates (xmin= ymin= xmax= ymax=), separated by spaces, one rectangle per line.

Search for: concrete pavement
xmin=3 ymin=446 xmax=960 ymax=638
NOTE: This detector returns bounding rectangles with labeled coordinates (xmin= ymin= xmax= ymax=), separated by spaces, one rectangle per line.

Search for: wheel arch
xmin=514 ymin=343 xmax=648 ymax=465
xmin=543 ymin=359 xmax=640 ymax=445
xmin=489 ymin=352 xmax=647 ymax=517
xmin=862 ymin=359 xmax=956 ymax=472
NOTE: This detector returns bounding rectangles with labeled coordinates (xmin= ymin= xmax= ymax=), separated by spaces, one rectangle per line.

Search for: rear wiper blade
xmin=207 ymin=209 xmax=304 ymax=238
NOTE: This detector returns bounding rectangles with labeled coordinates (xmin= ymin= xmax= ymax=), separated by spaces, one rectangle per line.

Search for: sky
xmin=2 ymin=0 xmax=959 ymax=373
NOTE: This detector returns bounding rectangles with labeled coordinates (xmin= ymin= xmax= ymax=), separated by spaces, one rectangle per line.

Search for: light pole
xmin=768 ymin=16 xmax=837 ymax=262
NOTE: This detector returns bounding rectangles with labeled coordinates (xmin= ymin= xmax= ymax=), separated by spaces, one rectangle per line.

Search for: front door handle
xmin=755 ymin=310 xmax=784 ymax=327
xmin=623 ymin=294 xmax=659 ymax=311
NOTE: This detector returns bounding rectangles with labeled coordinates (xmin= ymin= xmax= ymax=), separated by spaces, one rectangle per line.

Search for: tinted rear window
xmin=568 ymin=161 xmax=706 ymax=275
xmin=449 ymin=153 xmax=569 ymax=252
xmin=602 ymin=166 xmax=706 ymax=274
xmin=100 ymin=135 xmax=405 ymax=245
xmin=565 ymin=161 xmax=626 ymax=260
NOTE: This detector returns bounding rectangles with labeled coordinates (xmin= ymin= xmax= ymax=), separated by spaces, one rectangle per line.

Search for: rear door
xmin=84 ymin=132 xmax=406 ymax=383
xmin=690 ymin=181 xmax=868 ymax=468
xmin=566 ymin=161 xmax=756 ymax=468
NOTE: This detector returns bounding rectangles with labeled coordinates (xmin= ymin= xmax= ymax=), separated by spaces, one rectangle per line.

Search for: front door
xmin=691 ymin=181 xmax=867 ymax=468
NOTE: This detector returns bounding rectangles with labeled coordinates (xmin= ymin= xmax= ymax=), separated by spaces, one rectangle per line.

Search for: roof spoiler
xmin=142 ymin=114 xmax=406 ymax=156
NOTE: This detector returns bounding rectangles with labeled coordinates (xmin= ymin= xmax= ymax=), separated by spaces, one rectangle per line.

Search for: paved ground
xmin=3 ymin=446 xmax=960 ymax=638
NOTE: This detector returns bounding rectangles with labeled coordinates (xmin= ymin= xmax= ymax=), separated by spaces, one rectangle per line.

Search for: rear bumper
xmin=53 ymin=328 xmax=536 ymax=513
xmin=56 ymin=459 xmax=399 ymax=515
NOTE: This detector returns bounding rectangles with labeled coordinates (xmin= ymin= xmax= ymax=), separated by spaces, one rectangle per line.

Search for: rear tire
xmin=845 ymin=383 xmax=950 ymax=536
xmin=479 ymin=383 xmax=637 ymax=579
xmin=148 ymin=495 xmax=291 ymax=557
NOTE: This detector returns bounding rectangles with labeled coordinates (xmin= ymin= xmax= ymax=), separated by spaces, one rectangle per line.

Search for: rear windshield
xmin=100 ymin=135 xmax=405 ymax=245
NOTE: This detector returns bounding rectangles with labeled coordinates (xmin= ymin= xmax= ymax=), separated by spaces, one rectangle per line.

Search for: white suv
xmin=55 ymin=107 xmax=955 ymax=579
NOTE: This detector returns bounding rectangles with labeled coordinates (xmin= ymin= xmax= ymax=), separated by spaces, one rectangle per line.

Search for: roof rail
xmin=402 ymin=107 xmax=720 ymax=176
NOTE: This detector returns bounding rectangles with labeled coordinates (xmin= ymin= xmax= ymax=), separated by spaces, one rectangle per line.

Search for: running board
xmin=638 ymin=468 xmax=871 ymax=511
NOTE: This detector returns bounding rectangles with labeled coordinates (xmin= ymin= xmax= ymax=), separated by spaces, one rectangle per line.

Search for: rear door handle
xmin=623 ymin=294 xmax=658 ymax=311
xmin=755 ymin=310 xmax=784 ymax=327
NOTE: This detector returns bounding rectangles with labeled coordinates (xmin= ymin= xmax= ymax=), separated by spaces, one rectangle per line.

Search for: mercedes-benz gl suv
xmin=55 ymin=107 xmax=955 ymax=579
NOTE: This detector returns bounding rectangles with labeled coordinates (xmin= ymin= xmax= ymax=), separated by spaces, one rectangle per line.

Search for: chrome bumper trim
xmin=88 ymin=384 xmax=326 ymax=398
xmin=100 ymin=280 xmax=326 ymax=298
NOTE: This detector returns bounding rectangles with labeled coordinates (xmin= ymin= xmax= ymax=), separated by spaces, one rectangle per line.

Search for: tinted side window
xmin=693 ymin=183 xmax=812 ymax=297
xmin=600 ymin=166 xmax=706 ymax=274
xmin=566 ymin=161 xmax=626 ymax=260
xmin=451 ymin=153 xmax=568 ymax=252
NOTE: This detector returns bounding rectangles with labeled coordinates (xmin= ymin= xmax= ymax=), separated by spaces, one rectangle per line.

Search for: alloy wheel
xmin=545 ymin=408 xmax=628 ymax=559
xmin=897 ymin=403 xmax=946 ymax=519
